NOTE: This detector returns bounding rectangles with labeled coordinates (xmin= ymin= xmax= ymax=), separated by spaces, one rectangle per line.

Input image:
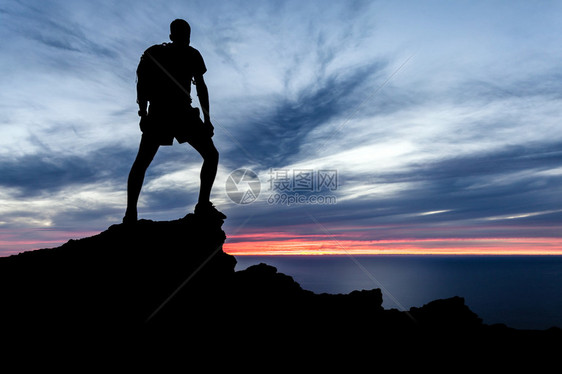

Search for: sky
xmin=1 ymin=0 xmax=561 ymax=256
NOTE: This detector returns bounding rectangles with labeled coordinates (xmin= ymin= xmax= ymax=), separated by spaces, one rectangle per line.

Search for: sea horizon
xmin=234 ymin=254 xmax=562 ymax=331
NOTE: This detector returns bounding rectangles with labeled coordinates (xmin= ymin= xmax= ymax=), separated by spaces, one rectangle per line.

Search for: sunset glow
xmin=224 ymin=236 xmax=562 ymax=256
xmin=0 ymin=229 xmax=101 ymax=256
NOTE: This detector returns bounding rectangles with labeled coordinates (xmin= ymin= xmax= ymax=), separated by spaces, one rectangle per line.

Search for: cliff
xmin=1 ymin=215 xmax=560 ymax=365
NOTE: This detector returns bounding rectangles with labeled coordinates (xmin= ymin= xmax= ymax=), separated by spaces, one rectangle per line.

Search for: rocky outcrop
xmin=0 ymin=215 xmax=560 ymax=363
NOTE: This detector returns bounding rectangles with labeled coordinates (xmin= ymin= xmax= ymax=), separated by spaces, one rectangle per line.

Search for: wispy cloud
xmin=1 ymin=0 xmax=561 ymax=255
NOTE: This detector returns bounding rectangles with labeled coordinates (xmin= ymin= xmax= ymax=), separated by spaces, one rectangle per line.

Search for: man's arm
xmin=136 ymin=53 xmax=149 ymax=117
xmin=193 ymin=74 xmax=213 ymax=135
xmin=137 ymin=97 xmax=148 ymax=117
xmin=194 ymin=74 xmax=210 ymax=121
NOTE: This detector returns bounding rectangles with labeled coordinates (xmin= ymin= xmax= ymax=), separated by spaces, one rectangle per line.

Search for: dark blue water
xmin=234 ymin=255 xmax=562 ymax=330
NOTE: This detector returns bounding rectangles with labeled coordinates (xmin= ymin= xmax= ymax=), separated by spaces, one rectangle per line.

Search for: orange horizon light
xmin=223 ymin=237 xmax=562 ymax=256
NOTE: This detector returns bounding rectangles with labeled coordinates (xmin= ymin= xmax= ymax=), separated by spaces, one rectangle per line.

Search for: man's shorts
xmin=140 ymin=105 xmax=209 ymax=146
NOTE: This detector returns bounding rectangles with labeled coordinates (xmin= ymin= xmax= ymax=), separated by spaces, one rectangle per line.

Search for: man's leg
xmin=190 ymin=137 xmax=219 ymax=205
xmin=124 ymin=136 xmax=160 ymax=222
xmin=188 ymin=137 xmax=225 ymax=218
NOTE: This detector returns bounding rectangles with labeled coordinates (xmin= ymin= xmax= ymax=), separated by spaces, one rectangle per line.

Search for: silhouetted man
xmin=124 ymin=19 xmax=226 ymax=223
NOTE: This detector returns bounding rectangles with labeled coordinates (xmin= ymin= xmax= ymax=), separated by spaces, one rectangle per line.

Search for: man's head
xmin=170 ymin=19 xmax=191 ymax=44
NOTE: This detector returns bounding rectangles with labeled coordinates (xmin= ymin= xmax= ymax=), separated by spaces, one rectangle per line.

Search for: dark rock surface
xmin=1 ymin=215 xmax=560 ymax=365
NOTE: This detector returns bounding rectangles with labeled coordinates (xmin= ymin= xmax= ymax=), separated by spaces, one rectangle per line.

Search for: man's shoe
xmin=122 ymin=212 xmax=138 ymax=224
xmin=195 ymin=201 xmax=227 ymax=219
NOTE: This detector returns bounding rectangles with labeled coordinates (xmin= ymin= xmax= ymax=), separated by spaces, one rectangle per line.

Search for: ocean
xmin=233 ymin=255 xmax=562 ymax=330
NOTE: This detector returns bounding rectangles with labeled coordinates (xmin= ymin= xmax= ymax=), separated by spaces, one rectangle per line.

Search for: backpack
xmin=136 ymin=43 xmax=194 ymax=105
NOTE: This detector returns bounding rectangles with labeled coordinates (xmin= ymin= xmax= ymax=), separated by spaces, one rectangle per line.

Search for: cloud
xmin=218 ymin=60 xmax=387 ymax=170
xmin=0 ymin=146 xmax=135 ymax=197
xmin=1 ymin=0 xmax=562 ymax=255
